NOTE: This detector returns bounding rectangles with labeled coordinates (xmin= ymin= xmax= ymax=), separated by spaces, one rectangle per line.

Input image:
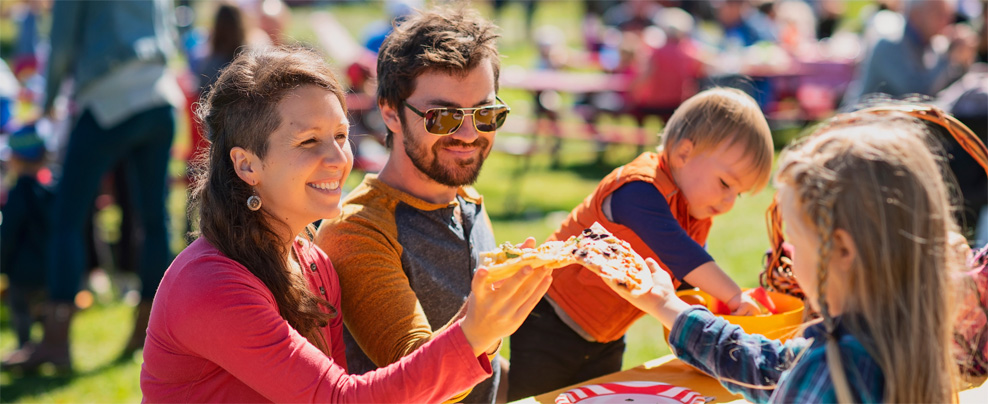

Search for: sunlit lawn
xmin=0 ymin=1 xmax=788 ymax=402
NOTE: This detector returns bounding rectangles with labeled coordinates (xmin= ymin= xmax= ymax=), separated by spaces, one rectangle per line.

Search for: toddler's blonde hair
xmin=661 ymin=87 xmax=773 ymax=192
xmin=775 ymin=112 xmax=959 ymax=403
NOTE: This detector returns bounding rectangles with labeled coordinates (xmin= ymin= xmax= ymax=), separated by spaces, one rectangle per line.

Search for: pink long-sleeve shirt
xmin=141 ymin=237 xmax=491 ymax=403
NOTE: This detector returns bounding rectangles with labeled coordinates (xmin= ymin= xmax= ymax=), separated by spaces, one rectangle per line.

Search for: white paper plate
xmin=554 ymin=381 xmax=709 ymax=404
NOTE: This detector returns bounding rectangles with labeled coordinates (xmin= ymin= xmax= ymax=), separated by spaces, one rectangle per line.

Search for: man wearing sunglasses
xmin=315 ymin=7 xmax=515 ymax=404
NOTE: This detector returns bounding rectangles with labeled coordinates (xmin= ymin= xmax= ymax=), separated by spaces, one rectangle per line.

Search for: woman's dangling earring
xmin=247 ymin=187 xmax=262 ymax=211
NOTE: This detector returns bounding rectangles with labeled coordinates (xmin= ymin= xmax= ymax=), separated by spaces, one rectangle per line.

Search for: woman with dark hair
xmin=140 ymin=46 xmax=552 ymax=403
xmin=197 ymin=2 xmax=247 ymax=92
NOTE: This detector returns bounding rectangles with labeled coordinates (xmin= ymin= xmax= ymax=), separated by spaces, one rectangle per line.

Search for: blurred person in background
xmin=935 ymin=64 xmax=988 ymax=246
xmin=236 ymin=0 xmax=290 ymax=46
xmin=1 ymin=0 xmax=183 ymax=372
xmin=844 ymin=0 xmax=978 ymax=105
xmin=626 ymin=7 xmax=705 ymax=129
xmin=703 ymin=0 xmax=779 ymax=110
xmin=197 ymin=3 xmax=248 ymax=96
xmin=10 ymin=0 xmax=45 ymax=87
xmin=601 ymin=0 xmax=663 ymax=34
xmin=0 ymin=124 xmax=53 ymax=353
xmin=714 ymin=0 xmax=778 ymax=47
xmin=810 ymin=0 xmax=846 ymax=39
xmin=774 ymin=0 xmax=818 ymax=53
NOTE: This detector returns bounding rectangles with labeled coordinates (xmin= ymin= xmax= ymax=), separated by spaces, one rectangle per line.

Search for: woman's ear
xmin=830 ymin=228 xmax=858 ymax=275
xmin=380 ymin=102 xmax=403 ymax=137
xmin=230 ymin=147 xmax=260 ymax=185
xmin=670 ymin=139 xmax=694 ymax=168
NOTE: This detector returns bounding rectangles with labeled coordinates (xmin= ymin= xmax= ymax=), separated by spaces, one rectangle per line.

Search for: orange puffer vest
xmin=546 ymin=152 xmax=712 ymax=343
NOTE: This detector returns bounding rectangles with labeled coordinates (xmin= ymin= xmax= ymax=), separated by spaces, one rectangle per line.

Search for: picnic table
xmin=496 ymin=67 xmax=648 ymax=150
xmin=500 ymin=67 xmax=631 ymax=94
xmin=512 ymin=354 xmax=988 ymax=404
xmin=513 ymin=355 xmax=743 ymax=404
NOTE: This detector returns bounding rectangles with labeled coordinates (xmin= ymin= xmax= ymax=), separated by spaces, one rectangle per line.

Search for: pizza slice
xmin=479 ymin=223 xmax=654 ymax=295
xmin=564 ymin=223 xmax=654 ymax=296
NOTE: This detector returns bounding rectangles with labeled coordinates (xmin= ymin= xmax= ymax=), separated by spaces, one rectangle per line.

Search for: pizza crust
xmin=482 ymin=241 xmax=575 ymax=282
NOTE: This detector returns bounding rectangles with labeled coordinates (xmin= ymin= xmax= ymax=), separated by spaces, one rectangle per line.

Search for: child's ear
xmin=230 ymin=146 xmax=261 ymax=185
xmin=670 ymin=139 xmax=694 ymax=167
xmin=830 ymin=228 xmax=858 ymax=275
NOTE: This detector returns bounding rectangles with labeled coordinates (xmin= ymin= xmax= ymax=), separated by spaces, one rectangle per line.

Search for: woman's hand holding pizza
xmin=460 ymin=263 xmax=552 ymax=357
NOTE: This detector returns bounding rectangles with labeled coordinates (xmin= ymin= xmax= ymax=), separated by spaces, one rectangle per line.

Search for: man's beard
xmin=401 ymin=120 xmax=491 ymax=187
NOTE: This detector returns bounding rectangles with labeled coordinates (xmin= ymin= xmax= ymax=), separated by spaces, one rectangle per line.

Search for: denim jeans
xmin=47 ymin=105 xmax=175 ymax=303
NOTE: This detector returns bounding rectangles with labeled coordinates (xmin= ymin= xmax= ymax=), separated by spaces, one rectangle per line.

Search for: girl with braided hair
xmin=601 ymin=112 xmax=961 ymax=403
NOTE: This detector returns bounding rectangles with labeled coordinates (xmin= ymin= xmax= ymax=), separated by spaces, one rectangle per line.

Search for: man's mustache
xmin=436 ymin=137 xmax=490 ymax=149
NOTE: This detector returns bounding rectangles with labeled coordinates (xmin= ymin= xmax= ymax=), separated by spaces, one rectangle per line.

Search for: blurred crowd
xmin=0 ymin=0 xmax=986 ymax=377
xmin=523 ymin=0 xmax=986 ymax=132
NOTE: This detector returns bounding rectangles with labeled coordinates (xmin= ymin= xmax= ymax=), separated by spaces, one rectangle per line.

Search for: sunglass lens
xmin=475 ymin=106 xmax=509 ymax=132
xmin=425 ymin=109 xmax=464 ymax=135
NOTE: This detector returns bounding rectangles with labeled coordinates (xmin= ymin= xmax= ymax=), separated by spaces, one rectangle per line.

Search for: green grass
xmin=0 ymin=1 xmax=793 ymax=401
xmin=0 ymin=301 xmax=143 ymax=403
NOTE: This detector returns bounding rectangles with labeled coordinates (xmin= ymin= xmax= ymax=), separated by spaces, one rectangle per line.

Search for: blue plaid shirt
xmin=669 ymin=307 xmax=885 ymax=403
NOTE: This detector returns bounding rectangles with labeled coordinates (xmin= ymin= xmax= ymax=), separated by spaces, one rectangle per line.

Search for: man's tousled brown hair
xmin=376 ymin=7 xmax=501 ymax=148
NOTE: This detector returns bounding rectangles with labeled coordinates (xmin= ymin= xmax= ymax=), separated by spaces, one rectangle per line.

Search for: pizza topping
xmin=480 ymin=242 xmax=528 ymax=267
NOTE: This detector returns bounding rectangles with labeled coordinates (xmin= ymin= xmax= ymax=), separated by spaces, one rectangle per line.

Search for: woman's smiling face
xmin=249 ymin=85 xmax=352 ymax=231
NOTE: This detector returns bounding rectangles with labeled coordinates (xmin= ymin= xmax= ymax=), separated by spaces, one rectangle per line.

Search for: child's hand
xmin=727 ymin=291 xmax=761 ymax=316
xmin=643 ymin=258 xmax=679 ymax=300
xmin=600 ymin=258 xmax=689 ymax=329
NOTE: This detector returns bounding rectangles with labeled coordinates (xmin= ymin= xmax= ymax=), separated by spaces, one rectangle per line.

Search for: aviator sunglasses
xmin=404 ymin=96 xmax=511 ymax=136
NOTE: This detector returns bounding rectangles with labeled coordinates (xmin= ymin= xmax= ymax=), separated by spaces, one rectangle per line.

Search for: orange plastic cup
xmin=666 ymin=289 xmax=805 ymax=343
